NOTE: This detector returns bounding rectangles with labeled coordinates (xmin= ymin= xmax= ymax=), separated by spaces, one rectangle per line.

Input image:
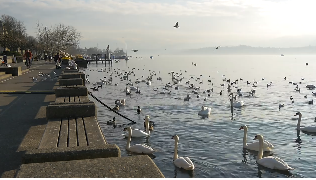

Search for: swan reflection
xmin=173 ymin=166 xmax=194 ymax=178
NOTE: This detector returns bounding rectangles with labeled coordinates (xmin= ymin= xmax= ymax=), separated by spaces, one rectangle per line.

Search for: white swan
xmin=233 ymin=100 xmax=244 ymax=107
xmin=126 ymin=87 xmax=131 ymax=95
xmin=295 ymin=112 xmax=316 ymax=133
xmin=239 ymin=125 xmax=274 ymax=152
xmin=130 ymin=86 xmax=138 ymax=91
xmin=124 ymin=127 xmax=154 ymax=154
xmin=198 ymin=106 xmax=211 ymax=116
xmin=254 ymin=134 xmax=294 ymax=171
xmin=124 ymin=115 xmax=150 ymax=137
xmin=172 ymin=135 xmax=195 ymax=170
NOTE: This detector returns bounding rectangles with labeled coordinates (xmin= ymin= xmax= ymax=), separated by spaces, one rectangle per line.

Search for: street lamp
xmin=0 ymin=19 xmax=4 ymax=53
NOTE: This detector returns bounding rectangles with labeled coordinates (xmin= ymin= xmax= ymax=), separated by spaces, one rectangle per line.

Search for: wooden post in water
xmin=229 ymin=93 xmax=233 ymax=116
xmin=95 ymin=55 xmax=98 ymax=64
xmin=105 ymin=54 xmax=106 ymax=67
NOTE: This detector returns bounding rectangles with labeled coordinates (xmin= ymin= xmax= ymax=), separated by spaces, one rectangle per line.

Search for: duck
xmin=198 ymin=106 xmax=211 ymax=116
xmin=112 ymin=105 xmax=119 ymax=111
xmin=137 ymin=106 xmax=142 ymax=114
xmin=172 ymin=135 xmax=195 ymax=170
xmin=107 ymin=117 xmax=116 ymax=125
xmin=279 ymin=104 xmax=284 ymax=110
xmin=126 ymin=87 xmax=131 ymax=95
xmin=124 ymin=115 xmax=150 ymax=138
xmin=239 ymin=125 xmax=274 ymax=152
xmin=184 ymin=94 xmax=191 ymax=101
xmin=115 ymin=99 xmax=126 ymax=106
xmin=308 ymin=99 xmax=313 ymax=105
xmin=295 ymin=112 xmax=316 ymax=133
xmin=124 ymin=127 xmax=154 ymax=154
xmin=253 ymin=134 xmax=294 ymax=171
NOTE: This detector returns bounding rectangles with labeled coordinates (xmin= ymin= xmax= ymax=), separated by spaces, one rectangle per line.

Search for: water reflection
xmin=241 ymin=149 xmax=248 ymax=164
xmin=257 ymin=164 xmax=294 ymax=178
xmin=174 ymin=166 xmax=194 ymax=178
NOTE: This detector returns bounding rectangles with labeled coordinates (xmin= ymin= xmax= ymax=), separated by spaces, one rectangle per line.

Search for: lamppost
xmin=0 ymin=19 xmax=4 ymax=53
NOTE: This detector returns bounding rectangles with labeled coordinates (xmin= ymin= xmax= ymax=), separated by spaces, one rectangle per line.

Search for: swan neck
xmin=126 ymin=130 xmax=131 ymax=150
xmin=297 ymin=115 xmax=302 ymax=128
xmin=243 ymin=128 xmax=247 ymax=147
xmin=145 ymin=118 xmax=150 ymax=134
xmin=174 ymin=140 xmax=179 ymax=160
xmin=258 ymin=137 xmax=263 ymax=160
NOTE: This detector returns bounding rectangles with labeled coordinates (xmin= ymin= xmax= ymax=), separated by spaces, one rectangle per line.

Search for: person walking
xmin=3 ymin=54 xmax=7 ymax=66
xmin=54 ymin=52 xmax=61 ymax=69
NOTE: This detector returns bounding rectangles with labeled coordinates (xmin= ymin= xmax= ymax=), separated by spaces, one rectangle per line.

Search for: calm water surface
xmin=83 ymin=55 xmax=316 ymax=178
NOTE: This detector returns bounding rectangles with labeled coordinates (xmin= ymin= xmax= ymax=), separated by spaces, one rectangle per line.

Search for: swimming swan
xmin=239 ymin=125 xmax=274 ymax=152
xmin=124 ymin=115 xmax=150 ymax=137
xmin=124 ymin=127 xmax=154 ymax=154
xmin=295 ymin=112 xmax=316 ymax=133
xmin=198 ymin=106 xmax=211 ymax=116
xmin=254 ymin=134 xmax=294 ymax=171
xmin=233 ymin=100 xmax=244 ymax=107
xmin=172 ymin=135 xmax=195 ymax=170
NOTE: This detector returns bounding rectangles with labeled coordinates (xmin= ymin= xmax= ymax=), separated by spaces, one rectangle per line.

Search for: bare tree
xmin=36 ymin=22 xmax=81 ymax=56
xmin=0 ymin=14 xmax=27 ymax=53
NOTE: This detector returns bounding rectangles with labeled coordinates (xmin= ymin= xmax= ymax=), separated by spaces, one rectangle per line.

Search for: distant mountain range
xmin=180 ymin=45 xmax=316 ymax=55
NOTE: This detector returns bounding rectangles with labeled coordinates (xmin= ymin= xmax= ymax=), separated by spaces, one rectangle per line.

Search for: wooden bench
xmin=40 ymin=116 xmax=104 ymax=149
xmin=22 ymin=116 xmax=121 ymax=164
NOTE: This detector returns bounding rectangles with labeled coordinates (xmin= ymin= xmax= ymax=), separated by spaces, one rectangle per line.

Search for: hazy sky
xmin=1 ymin=0 xmax=316 ymax=51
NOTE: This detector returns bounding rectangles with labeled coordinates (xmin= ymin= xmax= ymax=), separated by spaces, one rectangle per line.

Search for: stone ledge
xmin=60 ymin=73 xmax=86 ymax=86
xmin=55 ymin=86 xmax=88 ymax=97
xmin=0 ymin=66 xmax=22 ymax=76
xmin=22 ymin=144 xmax=121 ymax=164
xmin=63 ymin=69 xmax=79 ymax=73
xmin=17 ymin=155 xmax=164 ymax=178
xmin=59 ymin=78 xmax=83 ymax=86
xmin=46 ymin=102 xmax=96 ymax=119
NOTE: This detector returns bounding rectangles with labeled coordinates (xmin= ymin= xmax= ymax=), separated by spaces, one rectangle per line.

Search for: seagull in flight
xmin=174 ymin=22 xmax=179 ymax=28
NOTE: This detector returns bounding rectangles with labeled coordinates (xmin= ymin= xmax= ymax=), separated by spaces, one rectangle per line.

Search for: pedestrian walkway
xmin=0 ymin=62 xmax=63 ymax=177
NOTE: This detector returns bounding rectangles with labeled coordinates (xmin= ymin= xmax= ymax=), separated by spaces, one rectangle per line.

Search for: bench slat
xmin=55 ymin=97 xmax=66 ymax=103
xmin=83 ymin=117 xmax=106 ymax=146
xmin=58 ymin=119 xmax=68 ymax=148
xmin=68 ymin=118 xmax=77 ymax=147
xmin=79 ymin=96 xmax=90 ymax=102
xmin=69 ymin=96 xmax=76 ymax=103
xmin=39 ymin=120 xmax=61 ymax=149
xmin=76 ymin=118 xmax=87 ymax=146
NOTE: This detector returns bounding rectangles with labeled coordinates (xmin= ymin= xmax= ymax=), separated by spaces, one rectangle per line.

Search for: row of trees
xmin=0 ymin=14 xmax=81 ymax=57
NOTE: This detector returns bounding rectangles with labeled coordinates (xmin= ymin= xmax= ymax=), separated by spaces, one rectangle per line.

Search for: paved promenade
xmin=0 ymin=61 xmax=62 ymax=177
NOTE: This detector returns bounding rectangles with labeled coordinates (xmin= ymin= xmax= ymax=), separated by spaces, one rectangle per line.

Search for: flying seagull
xmin=174 ymin=22 xmax=179 ymax=28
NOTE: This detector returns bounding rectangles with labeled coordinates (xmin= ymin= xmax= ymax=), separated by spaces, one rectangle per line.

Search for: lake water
xmin=83 ymin=54 xmax=316 ymax=178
